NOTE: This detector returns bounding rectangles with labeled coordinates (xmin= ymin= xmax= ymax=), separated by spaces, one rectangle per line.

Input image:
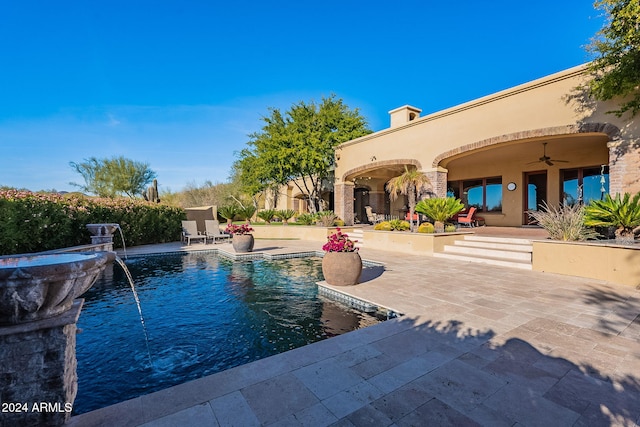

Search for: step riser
xmin=454 ymin=241 xmax=532 ymax=252
xmin=443 ymin=245 xmax=532 ymax=262
xmin=434 ymin=253 xmax=532 ymax=270
xmin=463 ymin=236 xmax=532 ymax=245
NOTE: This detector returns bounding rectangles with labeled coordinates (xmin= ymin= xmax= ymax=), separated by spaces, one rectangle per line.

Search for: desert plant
xmin=529 ymin=201 xmax=599 ymax=241
xmin=237 ymin=205 xmax=257 ymax=223
xmin=218 ymin=205 xmax=238 ymax=224
xmin=373 ymin=221 xmax=392 ymax=231
xmin=316 ymin=210 xmax=337 ymax=227
xmin=386 ymin=166 xmax=431 ymax=232
xmin=276 ymin=209 xmax=296 ymax=224
xmin=415 ymin=197 xmax=464 ymax=233
xmin=417 ymin=222 xmax=435 ymax=233
xmin=334 ymin=218 xmax=345 ymax=227
xmin=584 ymin=192 xmax=640 ymax=242
xmin=389 ymin=219 xmax=410 ymax=231
xmin=257 ymin=209 xmax=277 ymax=224
xmin=444 ymin=224 xmax=457 ymax=233
xmin=296 ymin=213 xmax=315 ymax=225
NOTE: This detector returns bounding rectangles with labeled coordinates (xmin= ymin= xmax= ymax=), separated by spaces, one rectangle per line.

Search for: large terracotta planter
xmin=232 ymin=234 xmax=255 ymax=253
xmin=322 ymin=252 xmax=362 ymax=286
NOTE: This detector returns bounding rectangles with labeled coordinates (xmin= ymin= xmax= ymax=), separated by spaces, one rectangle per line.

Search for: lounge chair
xmin=181 ymin=220 xmax=207 ymax=245
xmin=205 ymin=220 xmax=231 ymax=244
xmin=365 ymin=206 xmax=384 ymax=224
xmin=457 ymin=207 xmax=478 ymax=228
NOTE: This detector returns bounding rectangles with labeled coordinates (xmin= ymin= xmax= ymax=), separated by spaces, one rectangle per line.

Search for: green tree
xmin=69 ymin=156 xmax=156 ymax=198
xmin=235 ymin=95 xmax=371 ymax=213
xmin=585 ymin=0 xmax=640 ymax=117
xmin=385 ymin=167 xmax=432 ymax=232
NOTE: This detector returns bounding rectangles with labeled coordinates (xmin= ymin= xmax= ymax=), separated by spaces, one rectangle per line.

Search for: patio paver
xmin=67 ymin=238 xmax=640 ymax=426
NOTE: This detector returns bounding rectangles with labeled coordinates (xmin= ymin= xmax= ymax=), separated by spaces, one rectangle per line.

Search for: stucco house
xmin=276 ymin=64 xmax=640 ymax=226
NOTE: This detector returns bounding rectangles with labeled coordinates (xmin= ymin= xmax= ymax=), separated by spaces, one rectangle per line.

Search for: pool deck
xmin=67 ymin=238 xmax=640 ymax=426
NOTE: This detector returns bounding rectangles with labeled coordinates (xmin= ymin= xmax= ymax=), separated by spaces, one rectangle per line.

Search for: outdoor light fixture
xmin=370 ymin=156 xmax=376 ymax=161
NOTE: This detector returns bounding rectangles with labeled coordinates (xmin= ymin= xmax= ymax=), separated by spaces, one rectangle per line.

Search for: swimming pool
xmin=74 ymin=252 xmax=382 ymax=414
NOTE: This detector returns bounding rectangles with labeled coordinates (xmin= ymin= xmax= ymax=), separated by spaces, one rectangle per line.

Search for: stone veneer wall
xmin=0 ymin=302 xmax=82 ymax=426
xmin=608 ymin=138 xmax=640 ymax=196
xmin=334 ymin=182 xmax=354 ymax=225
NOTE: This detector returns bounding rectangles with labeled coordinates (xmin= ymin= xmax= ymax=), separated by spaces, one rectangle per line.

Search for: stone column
xmin=423 ymin=168 xmax=448 ymax=198
xmin=334 ymin=181 xmax=355 ymax=225
xmin=0 ymin=301 xmax=83 ymax=426
xmin=608 ymin=138 xmax=640 ymax=196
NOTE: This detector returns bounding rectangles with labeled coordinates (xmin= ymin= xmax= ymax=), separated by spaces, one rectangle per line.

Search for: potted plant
xmin=226 ymin=224 xmax=255 ymax=253
xmin=321 ymin=228 xmax=362 ymax=286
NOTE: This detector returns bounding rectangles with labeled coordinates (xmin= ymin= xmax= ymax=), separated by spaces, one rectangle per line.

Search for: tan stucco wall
xmin=532 ymin=240 xmax=640 ymax=287
xmin=362 ymin=230 xmax=466 ymax=255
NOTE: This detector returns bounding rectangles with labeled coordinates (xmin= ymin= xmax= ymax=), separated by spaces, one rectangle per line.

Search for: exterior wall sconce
xmin=370 ymin=156 xmax=376 ymax=161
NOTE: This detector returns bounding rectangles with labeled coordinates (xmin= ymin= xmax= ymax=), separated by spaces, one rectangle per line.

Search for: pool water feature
xmin=74 ymin=252 xmax=382 ymax=414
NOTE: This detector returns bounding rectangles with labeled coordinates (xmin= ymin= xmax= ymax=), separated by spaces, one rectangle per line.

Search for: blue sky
xmin=0 ymin=1 xmax=604 ymax=193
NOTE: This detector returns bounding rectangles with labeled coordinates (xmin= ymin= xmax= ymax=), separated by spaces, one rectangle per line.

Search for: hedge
xmin=0 ymin=190 xmax=185 ymax=255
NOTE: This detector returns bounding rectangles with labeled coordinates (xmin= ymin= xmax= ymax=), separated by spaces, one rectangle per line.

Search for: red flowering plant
xmin=225 ymin=224 xmax=254 ymax=235
xmin=322 ymin=228 xmax=358 ymax=252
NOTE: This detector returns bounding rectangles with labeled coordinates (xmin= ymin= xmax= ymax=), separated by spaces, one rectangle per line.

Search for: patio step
xmin=349 ymin=228 xmax=364 ymax=248
xmin=435 ymin=235 xmax=533 ymax=270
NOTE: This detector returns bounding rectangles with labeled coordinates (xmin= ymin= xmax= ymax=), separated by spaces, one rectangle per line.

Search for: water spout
xmin=113 ymin=256 xmax=153 ymax=368
xmin=115 ymin=224 xmax=128 ymax=260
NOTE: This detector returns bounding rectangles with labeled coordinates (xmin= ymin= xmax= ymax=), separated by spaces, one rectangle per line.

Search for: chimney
xmin=388 ymin=105 xmax=422 ymax=128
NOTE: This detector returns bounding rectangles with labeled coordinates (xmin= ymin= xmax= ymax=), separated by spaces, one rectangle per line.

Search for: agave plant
xmin=218 ymin=205 xmax=238 ymax=225
xmin=529 ymin=202 xmax=599 ymax=241
xmin=584 ymin=192 xmax=640 ymax=242
xmin=415 ymin=197 xmax=464 ymax=233
xmin=257 ymin=209 xmax=277 ymax=224
xmin=275 ymin=209 xmax=296 ymax=225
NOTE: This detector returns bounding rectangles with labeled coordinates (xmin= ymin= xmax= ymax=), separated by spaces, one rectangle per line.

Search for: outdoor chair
xmin=204 ymin=220 xmax=231 ymax=244
xmin=181 ymin=220 xmax=207 ymax=245
xmin=365 ymin=206 xmax=384 ymax=224
xmin=457 ymin=207 xmax=478 ymax=228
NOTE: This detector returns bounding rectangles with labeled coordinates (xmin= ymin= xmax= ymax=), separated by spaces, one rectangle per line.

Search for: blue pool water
xmin=74 ymin=252 xmax=381 ymax=414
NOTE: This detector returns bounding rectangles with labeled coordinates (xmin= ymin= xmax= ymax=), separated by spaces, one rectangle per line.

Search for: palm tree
xmin=385 ymin=166 xmax=431 ymax=232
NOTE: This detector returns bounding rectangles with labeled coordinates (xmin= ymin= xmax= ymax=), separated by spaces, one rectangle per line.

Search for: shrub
xmin=237 ymin=205 xmax=257 ymax=222
xmin=373 ymin=221 xmax=392 ymax=231
xmin=529 ymin=202 xmax=599 ymax=241
xmin=389 ymin=219 xmax=410 ymax=231
xmin=296 ymin=213 xmax=315 ymax=225
xmin=584 ymin=192 xmax=640 ymax=242
xmin=275 ymin=209 xmax=296 ymax=224
xmin=334 ymin=218 xmax=345 ymax=227
xmin=316 ymin=211 xmax=337 ymax=227
xmin=218 ymin=205 xmax=238 ymax=224
xmin=257 ymin=209 xmax=277 ymax=223
xmin=0 ymin=190 xmax=185 ymax=255
xmin=417 ymin=222 xmax=435 ymax=233
xmin=415 ymin=197 xmax=464 ymax=233
xmin=444 ymin=224 xmax=457 ymax=233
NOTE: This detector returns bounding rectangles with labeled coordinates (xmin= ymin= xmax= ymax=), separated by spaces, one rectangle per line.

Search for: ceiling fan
xmin=526 ymin=142 xmax=569 ymax=166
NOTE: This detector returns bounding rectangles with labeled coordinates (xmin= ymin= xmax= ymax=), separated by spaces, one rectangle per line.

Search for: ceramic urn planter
xmin=322 ymin=252 xmax=362 ymax=286
xmin=232 ymin=234 xmax=255 ymax=253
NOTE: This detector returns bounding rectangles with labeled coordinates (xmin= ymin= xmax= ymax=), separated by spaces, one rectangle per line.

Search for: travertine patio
xmin=67 ymin=239 xmax=640 ymax=426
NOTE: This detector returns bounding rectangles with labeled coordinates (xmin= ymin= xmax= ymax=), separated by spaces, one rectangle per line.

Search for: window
xmin=447 ymin=177 xmax=502 ymax=212
xmin=561 ymin=166 xmax=609 ymax=206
